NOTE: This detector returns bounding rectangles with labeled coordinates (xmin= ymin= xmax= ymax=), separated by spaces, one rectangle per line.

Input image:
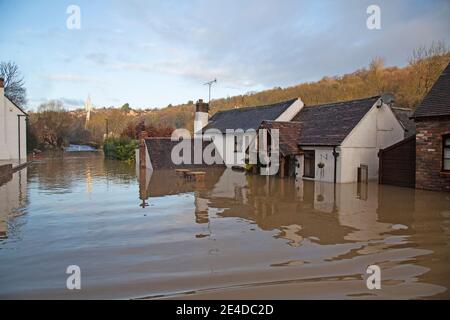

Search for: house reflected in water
xmin=138 ymin=167 xmax=449 ymax=250
xmin=0 ymin=168 xmax=27 ymax=239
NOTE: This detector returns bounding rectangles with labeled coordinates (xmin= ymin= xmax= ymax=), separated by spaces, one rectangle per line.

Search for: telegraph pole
xmin=204 ymin=78 xmax=217 ymax=103
xmin=105 ymin=119 xmax=109 ymax=138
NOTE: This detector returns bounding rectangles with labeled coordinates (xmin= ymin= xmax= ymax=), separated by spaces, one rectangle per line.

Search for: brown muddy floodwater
xmin=0 ymin=153 xmax=449 ymax=299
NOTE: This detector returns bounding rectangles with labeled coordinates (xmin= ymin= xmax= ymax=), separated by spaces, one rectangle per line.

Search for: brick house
xmin=412 ymin=62 xmax=450 ymax=192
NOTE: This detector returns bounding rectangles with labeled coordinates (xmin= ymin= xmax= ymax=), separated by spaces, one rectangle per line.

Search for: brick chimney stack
xmin=0 ymin=77 xmax=4 ymax=89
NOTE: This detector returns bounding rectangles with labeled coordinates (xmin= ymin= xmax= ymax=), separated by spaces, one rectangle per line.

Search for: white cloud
xmin=43 ymin=74 xmax=103 ymax=83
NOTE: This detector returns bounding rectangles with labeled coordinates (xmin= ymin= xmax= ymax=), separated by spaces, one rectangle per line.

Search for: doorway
xmin=304 ymin=150 xmax=315 ymax=178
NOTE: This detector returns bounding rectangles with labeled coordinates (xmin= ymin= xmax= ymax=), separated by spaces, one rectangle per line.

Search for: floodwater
xmin=0 ymin=153 xmax=449 ymax=299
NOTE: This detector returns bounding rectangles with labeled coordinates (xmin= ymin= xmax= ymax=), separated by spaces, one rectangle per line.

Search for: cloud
xmin=43 ymin=74 xmax=103 ymax=83
xmin=58 ymin=97 xmax=84 ymax=107
xmin=110 ymin=60 xmax=256 ymax=87
xmin=27 ymin=97 xmax=84 ymax=109
xmin=16 ymin=0 xmax=450 ymax=109
xmin=118 ymin=0 xmax=450 ymax=89
xmin=86 ymin=52 xmax=108 ymax=65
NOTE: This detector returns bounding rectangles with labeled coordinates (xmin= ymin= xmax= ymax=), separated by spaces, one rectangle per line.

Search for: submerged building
xmin=139 ymin=93 xmax=406 ymax=184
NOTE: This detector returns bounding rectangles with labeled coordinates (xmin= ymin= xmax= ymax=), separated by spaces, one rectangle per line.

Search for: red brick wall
xmin=415 ymin=117 xmax=450 ymax=192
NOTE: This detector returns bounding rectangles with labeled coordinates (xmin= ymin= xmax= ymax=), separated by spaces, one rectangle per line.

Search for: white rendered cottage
xmin=0 ymin=77 xmax=27 ymax=163
xmin=264 ymin=95 xmax=405 ymax=183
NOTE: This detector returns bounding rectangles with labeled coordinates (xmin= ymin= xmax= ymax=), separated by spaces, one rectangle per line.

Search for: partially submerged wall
xmin=144 ymin=138 xmax=224 ymax=170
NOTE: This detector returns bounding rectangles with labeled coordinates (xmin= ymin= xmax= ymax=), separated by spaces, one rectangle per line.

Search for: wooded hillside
xmin=28 ymin=42 xmax=450 ymax=150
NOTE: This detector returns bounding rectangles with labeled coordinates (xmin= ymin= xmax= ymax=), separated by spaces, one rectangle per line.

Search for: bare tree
xmin=0 ymin=61 xmax=27 ymax=107
xmin=32 ymin=100 xmax=73 ymax=148
xmin=409 ymin=41 xmax=449 ymax=103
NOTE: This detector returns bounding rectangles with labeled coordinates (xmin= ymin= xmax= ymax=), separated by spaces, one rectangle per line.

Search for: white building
xmin=201 ymin=98 xmax=304 ymax=168
xmin=0 ymin=77 xmax=27 ymax=162
xmin=139 ymin=94 xmax=405 ymax=184
xmin=264 ymin=94 xmax=405 ymax=183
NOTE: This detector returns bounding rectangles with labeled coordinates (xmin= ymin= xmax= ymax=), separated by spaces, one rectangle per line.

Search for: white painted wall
xmin=294 ymin=154 xmax=303 ymax=179
xmin=204 ymin=99 xmax=303 ymax=168
xmin=194 ymin=111 xmax=208 ymax=135
xmin=135 ymin=146 xmax=153 ymax=171
xmin=0 ymin=91 xmax=27 ymax=161
xmin=297 ymin=101 xmax=404 ymax=183
xmin=211 ymin=167 xmax=248 ymax=198
xmin=301 ymin=146 xmax=338 ymax=183
xmin=339 ymin=102 xmax=404 ymax=183
xmin=0 ymin=86 xmax=8 ymax=159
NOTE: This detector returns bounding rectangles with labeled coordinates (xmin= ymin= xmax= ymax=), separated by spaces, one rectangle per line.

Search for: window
xmin=303 ymin=150 xmax=315 ymax=178
xmin=443 ymin=135 xmax=450 ymax=171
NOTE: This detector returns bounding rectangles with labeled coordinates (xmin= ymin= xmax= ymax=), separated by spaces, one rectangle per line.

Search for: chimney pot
xmin=195 ymin=99 xmax=209 ymax=113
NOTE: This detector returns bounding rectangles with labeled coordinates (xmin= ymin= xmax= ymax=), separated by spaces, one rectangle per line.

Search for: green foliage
xmin=244 ymin=163 xmax=254 ymax=172
xmin=103 ymin=137 xmax=138 ymax=162
xmin=121 ymin=103 xmax=131 ymax=112
xmin=26 ymin=119 xmax=38 ymax=153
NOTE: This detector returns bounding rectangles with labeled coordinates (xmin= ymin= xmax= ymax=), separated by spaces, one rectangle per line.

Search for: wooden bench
xmin=175 ymin=169 xmax=191 ymax=177
xmin=184 ymin=171 xmax=206 ymax=182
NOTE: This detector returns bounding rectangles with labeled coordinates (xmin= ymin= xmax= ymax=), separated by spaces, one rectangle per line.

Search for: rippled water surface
xmin=0 ymin=154 xmax=449 ymax=299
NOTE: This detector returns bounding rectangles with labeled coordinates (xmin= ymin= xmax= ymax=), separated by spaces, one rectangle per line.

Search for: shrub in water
xmin=103 ymin=137 xmax=138 ymax=162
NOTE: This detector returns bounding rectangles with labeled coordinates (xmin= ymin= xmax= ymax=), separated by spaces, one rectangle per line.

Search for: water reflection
xmin=139 ymin=168 xmax=426 ymax=246
xmin=0 ymin=154 xmax=449 ymax=299
xmin=0 ymin=168 xmax=28 ymax=239
xmin=139 ymin=166 xmax=450 ymax=298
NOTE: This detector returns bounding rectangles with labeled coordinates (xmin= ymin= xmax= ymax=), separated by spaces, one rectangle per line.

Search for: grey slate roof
xmin=292 ymin=96 xmax=380 ymax=146
xmin=413 ymin=62 xmax=450 ymax=118
xmin=203 ymin=98 xmax=297 ymax=133
xmin=392 ymin=107 xmax=416 ymax=138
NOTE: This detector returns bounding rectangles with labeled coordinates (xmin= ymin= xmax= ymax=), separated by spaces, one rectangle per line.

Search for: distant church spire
xmin=85 ymin=95 xmax=92 ymax=128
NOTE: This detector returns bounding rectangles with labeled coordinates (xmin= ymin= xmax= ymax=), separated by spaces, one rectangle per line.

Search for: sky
xmin=0 ymin=0 xmax=449 ymax=110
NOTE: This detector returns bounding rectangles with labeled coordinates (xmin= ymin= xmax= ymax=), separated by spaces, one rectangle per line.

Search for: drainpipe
xmin=332 ymin=146 xmax=340 ymax=184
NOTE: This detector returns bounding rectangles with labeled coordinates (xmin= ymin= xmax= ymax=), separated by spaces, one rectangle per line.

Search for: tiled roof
xmin=145 ymin=138 xmax=222 ymax=169
xmin=413 ymin=62 xmax=450 ymax=118
xmin=203 ymin=98 xmax=297 ymax=133
xmin=292 ymin=96 xmax=380 ymax=146
xmin=260 ymin=121 xmax=302 ymax=156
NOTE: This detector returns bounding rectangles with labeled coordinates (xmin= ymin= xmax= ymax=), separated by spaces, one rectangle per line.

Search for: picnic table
xmin=175 ymin=169 xmax=191 ymax=177
xmin=184 ymin=171 xmax=206 ymax=182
